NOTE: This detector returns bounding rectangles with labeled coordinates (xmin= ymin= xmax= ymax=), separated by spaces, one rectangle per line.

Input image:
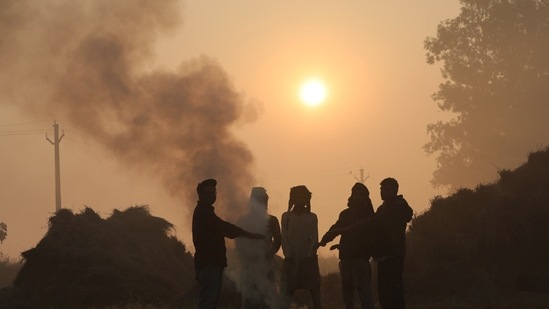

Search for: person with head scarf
xmin=235 ymin=187 xmax=282 ymax=308
xmin=318 ymin=183 xmax=375 ymax=309
xmin=281 ymin=185 xmax=322 ymax=309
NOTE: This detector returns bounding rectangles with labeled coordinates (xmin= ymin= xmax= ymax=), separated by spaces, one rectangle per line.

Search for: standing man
xmin=317 ymin=183 xmax=375 ymax=309
xmin=192 ymin=178 xmax=264 ymax=309
xmin=374 ymin=177 xmax=413 ymax=309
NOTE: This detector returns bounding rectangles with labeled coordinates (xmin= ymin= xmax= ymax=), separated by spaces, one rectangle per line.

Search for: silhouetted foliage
xmin=424 ymin=0 xmax=549 ymax=189
xmin=0 ymin=221 xmax=6 ymax=244
xmin=406 ymin=148 xmax=549 ymax=306
xmin=1 ymin=206 xmax=195 ymax=309
xmin=0 ymin=257 xmax=20 ymax=289
xmin=0 ymin=221 xmax=21 ymax=300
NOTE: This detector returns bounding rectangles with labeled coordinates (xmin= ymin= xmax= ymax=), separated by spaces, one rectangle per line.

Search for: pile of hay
xmin=7 ymin=206 xmax=195 ymax=308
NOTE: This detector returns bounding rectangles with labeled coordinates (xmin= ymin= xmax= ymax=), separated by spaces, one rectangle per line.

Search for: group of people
xmin=192 ymin=177 xmax=413 ymax=309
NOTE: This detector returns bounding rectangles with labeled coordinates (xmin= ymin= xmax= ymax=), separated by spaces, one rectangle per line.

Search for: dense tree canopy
xmin=424 ymin=0 xmax=549 ymax=189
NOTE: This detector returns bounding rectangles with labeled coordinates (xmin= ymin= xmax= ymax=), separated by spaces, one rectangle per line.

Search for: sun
xmin=299 ymin=79 xmax=327 ymax=107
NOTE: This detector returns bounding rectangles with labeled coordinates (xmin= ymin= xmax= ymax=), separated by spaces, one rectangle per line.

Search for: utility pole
xmin=46 ymin=121 xmax=64 ymax=211
xmin=354 ymin=167 xmax=369 ymax=184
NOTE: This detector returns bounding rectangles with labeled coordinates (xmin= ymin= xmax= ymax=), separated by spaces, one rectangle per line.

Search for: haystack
xmin=8 ymin=206 xmax=195 ymax=308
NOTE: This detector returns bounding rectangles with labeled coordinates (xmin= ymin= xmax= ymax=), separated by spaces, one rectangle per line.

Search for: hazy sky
xmin=0 ymin=1 xmax=461 ymax=259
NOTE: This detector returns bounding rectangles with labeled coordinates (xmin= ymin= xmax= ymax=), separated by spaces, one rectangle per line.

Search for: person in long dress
xmin=281 ymin=185 xmax=321 ymax=309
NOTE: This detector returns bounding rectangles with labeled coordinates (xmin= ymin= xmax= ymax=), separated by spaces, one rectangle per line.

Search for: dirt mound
xmin=7 ymin=206 xmax=195 ymax=308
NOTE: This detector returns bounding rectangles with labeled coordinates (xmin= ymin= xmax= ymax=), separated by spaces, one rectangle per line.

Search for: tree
xmin=424 ymin=0 xmax=549 ymax=190
xmin=0 ymin=222 xmax=6 ymax=243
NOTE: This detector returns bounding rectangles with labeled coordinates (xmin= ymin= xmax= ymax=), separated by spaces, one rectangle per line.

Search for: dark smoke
xmin=0 ymin=0 xmax=257 ymax=220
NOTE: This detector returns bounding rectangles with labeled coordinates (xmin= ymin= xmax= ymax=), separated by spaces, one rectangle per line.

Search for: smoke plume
xmin=235 ymin=196 xmax=281 ymax=308
xmin=0 ymin=0 xmax=257 ymax=219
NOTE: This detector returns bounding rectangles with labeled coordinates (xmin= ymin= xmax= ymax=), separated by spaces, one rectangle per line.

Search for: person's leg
xmin=339 ymin=259 xmax=355 ymax=309
xmin=308 ymin=255 xmax=322 ymax=309
xmin=377 ymin=257 xmax=405 ymax=309
xmin=242 ymin=298 xmax=255 ymax=309
xmin=243 ymin=298 xmax=263 ymax=309
xmin=281 ymin=258 xmax=296 ymax=308
xmin=281 ymin=288 xmax=295 ymax=309
xmin=392 ymin=257 xmax=405 ymax=309
xmin=376 ymin=259 xmax=390 ymax=309
xmin=241 ymin=272 xmax=263 ymax=309
xmin=265 ymin=267 xmax=279 ymax=308
xmin=310 ymin=287 xmax=322 ymax=309
xmin=196 ymin=266 xmax=224 ymax=309
xmin=354 ymin=258 xmax=375 ymax=309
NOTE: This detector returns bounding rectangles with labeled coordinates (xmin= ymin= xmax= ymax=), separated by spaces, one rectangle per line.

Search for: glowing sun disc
xmin=300 ymin=79 xmax=327 ymax=106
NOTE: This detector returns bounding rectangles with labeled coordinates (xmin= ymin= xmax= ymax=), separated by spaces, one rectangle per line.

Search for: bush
xmin=405 ymin=148 xmax=549 ymax=304
xmin=0 ymin=256 xmax=21 ymax=288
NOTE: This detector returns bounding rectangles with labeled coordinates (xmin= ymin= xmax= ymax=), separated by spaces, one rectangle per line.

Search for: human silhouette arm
xmin=215 ymin=215 xmax=265 ymax=240
xmin=317 ymin=212 xmax=345 ymax=248
xmin=317 ymin=227 xmax=339 ymax=248
xmin=281 ymin=212 xmax=291 ymax=258
xmin=242 ymin=230 xmax=265 ymax=240
xmin=267 ymin=215 xmax=282 ymax=257
xmin=311 ymin=213 xmax=319 ymax=255
xmin=337 ymin=215 xmax=375 ymax=235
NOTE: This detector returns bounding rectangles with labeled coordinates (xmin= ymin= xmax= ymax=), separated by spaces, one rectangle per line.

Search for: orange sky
xmin=0 ymin=1 xmax=461 ymax=259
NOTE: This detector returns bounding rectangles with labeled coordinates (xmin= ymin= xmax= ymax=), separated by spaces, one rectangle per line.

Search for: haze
xmin=0 ymin=1 xmax=460 ymax=259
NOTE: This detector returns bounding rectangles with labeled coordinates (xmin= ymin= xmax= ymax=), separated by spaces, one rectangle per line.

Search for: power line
xmin=0 ymin=129 xmax=51 ymax=136
xmin=0 ymin=120 xmax=51 ymax=127
xmin=0 ymin=120 xmax=52 ymax=136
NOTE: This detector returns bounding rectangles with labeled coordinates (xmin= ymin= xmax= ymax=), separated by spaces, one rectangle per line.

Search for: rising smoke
xmin=235 ymin=191 xmax=281 ymax=308
xmin=0 ymin=0 xmax=258 ymax=220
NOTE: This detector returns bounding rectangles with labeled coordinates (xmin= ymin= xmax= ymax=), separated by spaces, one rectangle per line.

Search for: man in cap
xmin=318 ymin=182 xmax=376 ymax=309
xmin=192 ymin=179 xmax=265 ymax=309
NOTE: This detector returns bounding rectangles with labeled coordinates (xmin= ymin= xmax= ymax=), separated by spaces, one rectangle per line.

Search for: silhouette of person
xmin=317 ymin=182 xmax=375 ymax=309
xmin=192 ymin=178 xmax=264 ymax=309
xmin=281 ymin=185 xmax=322 ymax=309
xmin=374 ymin=177 xmax=413 ymax=309
xmin=235 ymin=187 xmax=282 ymax=309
